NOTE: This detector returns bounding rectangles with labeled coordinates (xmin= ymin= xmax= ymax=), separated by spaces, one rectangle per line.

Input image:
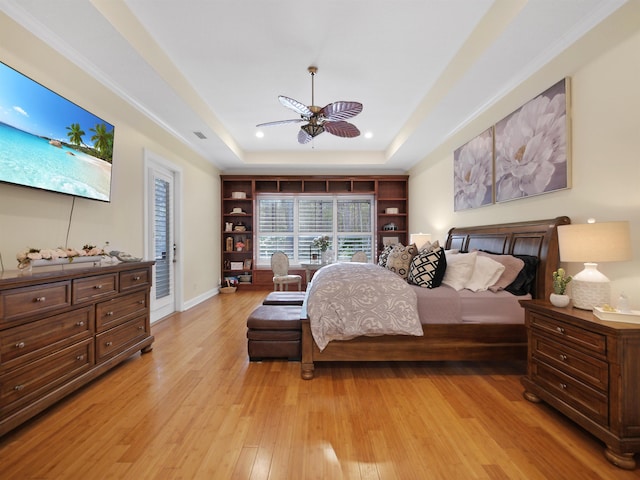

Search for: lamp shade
xmin=409 ymin=233 xmax=432 ymax=250
xmin=557 ymin=221 xmax=632 ymax=310
xmin=558 ymin=221 xmax=631 ymax=262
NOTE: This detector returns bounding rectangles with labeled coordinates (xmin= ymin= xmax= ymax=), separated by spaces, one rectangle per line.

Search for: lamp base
xmin=571 ymin=263 xmax=611 ymax=310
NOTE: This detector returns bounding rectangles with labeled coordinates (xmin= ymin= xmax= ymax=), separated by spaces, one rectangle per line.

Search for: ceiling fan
xmin=256 ymin=66 xmax=363 ymax=144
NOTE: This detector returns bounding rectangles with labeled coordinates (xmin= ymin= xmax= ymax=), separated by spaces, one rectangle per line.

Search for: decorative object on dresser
xmin=0 ymin=261 xmax=154 ymax=436
xmin=520 ymin=300 xmax=640 ymax=470
xmin=557 ymin=219 xmax=632 ymax=310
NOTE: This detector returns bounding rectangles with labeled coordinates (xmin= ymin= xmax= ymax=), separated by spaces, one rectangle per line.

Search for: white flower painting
xmin=495 ymin=79 xmax=570 ymax=202
xmin=454 ymin=127 xmax=494 ymax=211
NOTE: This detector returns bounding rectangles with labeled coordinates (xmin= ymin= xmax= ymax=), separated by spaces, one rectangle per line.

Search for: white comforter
xmin=307 ymin=263 xmax=423 ymax=350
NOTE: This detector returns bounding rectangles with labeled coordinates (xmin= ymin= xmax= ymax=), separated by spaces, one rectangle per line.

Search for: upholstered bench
xmin=246 ymin=305 xmax=303 ymax=361
xmin=262 ymin=291 xmax=306 ymax=306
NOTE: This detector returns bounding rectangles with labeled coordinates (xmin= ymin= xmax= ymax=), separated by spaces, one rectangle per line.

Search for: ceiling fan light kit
xmin=257 ymin=66 xmax=363 ymax=144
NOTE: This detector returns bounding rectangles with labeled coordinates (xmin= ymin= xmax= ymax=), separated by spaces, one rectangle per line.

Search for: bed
xmin=300 ymin=216 xmax=570 ymax=379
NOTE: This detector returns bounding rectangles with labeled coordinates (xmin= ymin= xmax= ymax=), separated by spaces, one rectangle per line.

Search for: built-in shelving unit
xmin=220 ymin=175 xmax=409 ymax=288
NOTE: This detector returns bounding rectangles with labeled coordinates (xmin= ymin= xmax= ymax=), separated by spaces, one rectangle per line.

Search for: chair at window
xmin=271 ymin=251 xmax=302 ymax=291
xmin=350 ymin=251 xmax=368 ymax=263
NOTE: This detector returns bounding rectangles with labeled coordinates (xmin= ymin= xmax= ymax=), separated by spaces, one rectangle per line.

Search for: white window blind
xmin=256 ymin=194 xmax=374 ymax=266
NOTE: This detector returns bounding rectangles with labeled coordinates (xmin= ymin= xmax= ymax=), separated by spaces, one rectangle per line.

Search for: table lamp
xmin=409 ymin=233 xmax=432 ymax=250
xmin=557 ymin=220 xmax=632 ymax=310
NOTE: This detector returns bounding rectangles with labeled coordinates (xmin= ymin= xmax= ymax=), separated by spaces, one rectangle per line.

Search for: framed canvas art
xmin=495 ymin=78 xmax=571 ymax=202
xmin=453 ymin=127 xmax=494 ymax=211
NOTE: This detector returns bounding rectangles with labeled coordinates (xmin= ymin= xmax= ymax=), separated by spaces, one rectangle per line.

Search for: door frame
xmin=143 ymin=148 xmax=184 ymax=322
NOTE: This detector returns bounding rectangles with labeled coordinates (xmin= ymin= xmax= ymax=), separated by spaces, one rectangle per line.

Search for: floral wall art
xmin=494 ymin=78 xmax=571 ymax=202
xmin=453 ymin=127 xmax=494 ymax=211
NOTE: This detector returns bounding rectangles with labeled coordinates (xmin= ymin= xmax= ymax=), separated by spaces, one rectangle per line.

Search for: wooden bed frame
xmin=300 ymin=216 xmax=570 ymax=379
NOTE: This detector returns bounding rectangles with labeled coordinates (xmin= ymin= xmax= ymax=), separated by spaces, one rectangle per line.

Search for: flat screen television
xmin=0 ymin=60 xmax=114 ymax=202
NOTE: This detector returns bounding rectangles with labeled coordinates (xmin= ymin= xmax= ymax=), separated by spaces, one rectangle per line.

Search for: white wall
xmin=409 ymin=24 xmax=640 ymax=308
xmin=0 ymin=13 xmax=221 ymax=305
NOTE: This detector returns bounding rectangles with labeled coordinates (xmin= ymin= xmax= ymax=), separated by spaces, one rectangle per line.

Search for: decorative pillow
xmin=464 ymin=255 xmax=505 ymax=292
xmin=442 ymin=251 xmax=478 ymax=291
xmin=408 ymin=247 xmax=447 ymax=288
xmin=505 ymin=255 xmax=539 ymax=296
xmin=385 ymin=244 xmax=418 ymax=280
xmin=377 ymin=244 xmax=397 ymax=268
xmin=476 ymin=252 xmax=525 ymax=292
xmin=418 ymin=239 xmax=440 ymax=252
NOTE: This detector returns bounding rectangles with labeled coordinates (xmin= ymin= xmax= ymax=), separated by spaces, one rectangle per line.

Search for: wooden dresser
xmin=0 ymin=261 xmax=154 ymax=436
xmin=520 ymin=300 xmax=640 ymax=469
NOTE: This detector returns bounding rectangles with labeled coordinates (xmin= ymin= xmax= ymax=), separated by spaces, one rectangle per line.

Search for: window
xmin=256 ymin=194 xmax=374 ymax=266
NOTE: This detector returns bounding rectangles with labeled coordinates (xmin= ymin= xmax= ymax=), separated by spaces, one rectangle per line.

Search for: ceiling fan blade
xmin=256 ymin=119 xmax=305 ymax=128
xmin=324 ymin=121 xmax=361 ymax=138
xmin=298 ymin=128 xmax=313 ymax=144
xmin=321 ymin=101 xmax=363 ymax=121
xmin=279 ymin=96 xmax=313 ymax=117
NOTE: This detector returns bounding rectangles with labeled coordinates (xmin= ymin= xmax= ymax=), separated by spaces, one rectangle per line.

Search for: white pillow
xmin=464 ymin=255 xmax=506 ymax=292
xmin=442 ymin=251 xmax=477 ymax=291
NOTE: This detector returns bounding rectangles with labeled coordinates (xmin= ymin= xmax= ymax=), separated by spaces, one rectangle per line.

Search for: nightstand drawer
xmin=532 ymin=334 xmax=608 ymax=392
xmin=530 ymin=312 xmax=606 ymax=355
xmin=531 ymin=360 xmax=608 ymax=426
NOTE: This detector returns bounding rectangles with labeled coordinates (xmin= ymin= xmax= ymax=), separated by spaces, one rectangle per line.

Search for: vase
xmin=550 ymin=293 xmax=570 ymax=307
xmin=321 ymin=250 xmax=331 ymax=264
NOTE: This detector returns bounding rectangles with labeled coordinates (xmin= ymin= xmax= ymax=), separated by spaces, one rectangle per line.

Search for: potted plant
xmin=550 ymin=268 xmax=572 ymax=307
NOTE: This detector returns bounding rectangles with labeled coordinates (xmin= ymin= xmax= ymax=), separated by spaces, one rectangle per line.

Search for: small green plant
xmin=552 ymin=268 xmax=572 ymax=295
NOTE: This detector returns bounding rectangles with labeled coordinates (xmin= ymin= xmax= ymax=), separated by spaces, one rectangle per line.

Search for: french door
xmin=145 ymin=151 xmax=182 ymax=323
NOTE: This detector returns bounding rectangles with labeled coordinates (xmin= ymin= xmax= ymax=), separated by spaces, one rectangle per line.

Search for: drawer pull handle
xmin=133 ymin=276 xmax=141 ymax=281
xmin=76 ymin=321 xmax=85 ymax=327
xmin=138 ymin=300 xmax=145 ymax=305
xmin=15 ymin=341 xmax=26 ymax=349
xmin=105 ymin=341 xmax=113 ymax=347
xmin=76 ymin=355 xmax=84 ymax=361
xmin=14 ymin=384 xmax=25 ymax=391
xmin=94 ymin=284 xmax=103 ymax=289
xmin=559 ymin=383 xmax=567 ymax=390
xmin=35 ymin=296 xmax=46 ymax=302
xmin=559 ymin=354 xmax=568 ymax=361
xmin=556 ymin=326 xmax=565 ymax=334
xmin=106 ymin=311 xmax=114 ymax=316
xmin=138 ymin=326 xmax=144 ymax=330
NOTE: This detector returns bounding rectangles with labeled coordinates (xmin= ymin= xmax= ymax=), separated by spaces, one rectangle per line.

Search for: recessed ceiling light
xmin=255 ymin=131 xmax=264 ymax=138
xmin=364 ymin=131 xmax=373 ymax=139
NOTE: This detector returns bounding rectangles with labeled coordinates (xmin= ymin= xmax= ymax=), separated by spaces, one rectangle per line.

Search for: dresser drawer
xmin=531 ymin=360 xmax=608 ymax=426
xmin=530 ymin=313 xmax=606 ymax=355
xmin=1 ymin=306 xmax=93 ymax=371
xmin=532 ymin=334 xmax=608 ymax=392
xmin=0 ymin=338 xmax=93 ymax=415
xmin=120 ymin=268 xmax=150 ymax=292
xmin=0 ymin=282 xmax=71 ymax=323
xmin=95 ymin=316 xmax=148 ymax=362
xmin=72 ymin=274 xmax=118 ymax=304
xmin=95 ymin=291 xmax=148 ymax=332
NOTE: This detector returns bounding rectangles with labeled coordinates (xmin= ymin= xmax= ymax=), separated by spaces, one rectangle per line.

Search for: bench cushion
xmin=262 ymin=291 xmax=306 ymax=306
xmin=246 ymin=305 xmax=302 ymax=330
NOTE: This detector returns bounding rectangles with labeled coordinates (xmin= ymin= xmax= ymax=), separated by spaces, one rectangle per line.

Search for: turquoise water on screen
xmin=0 ymin=122 xmax=111 ymax=200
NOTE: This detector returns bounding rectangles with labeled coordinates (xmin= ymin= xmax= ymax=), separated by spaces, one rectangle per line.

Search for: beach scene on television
xmin=0 ymin=61 xmax=114 ymax=202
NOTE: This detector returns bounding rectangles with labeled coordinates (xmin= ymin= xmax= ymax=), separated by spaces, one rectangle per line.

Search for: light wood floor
xmin=1 ymin=289 xmax=639 ymax=479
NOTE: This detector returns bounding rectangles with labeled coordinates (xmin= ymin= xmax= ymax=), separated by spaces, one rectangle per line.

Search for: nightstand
xmin=520 ymin=299 xmax=640 ymax=470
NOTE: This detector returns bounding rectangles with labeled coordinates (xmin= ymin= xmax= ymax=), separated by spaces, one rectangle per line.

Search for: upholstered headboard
xmin=444 ymin=216 xmax=571 ymax=300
